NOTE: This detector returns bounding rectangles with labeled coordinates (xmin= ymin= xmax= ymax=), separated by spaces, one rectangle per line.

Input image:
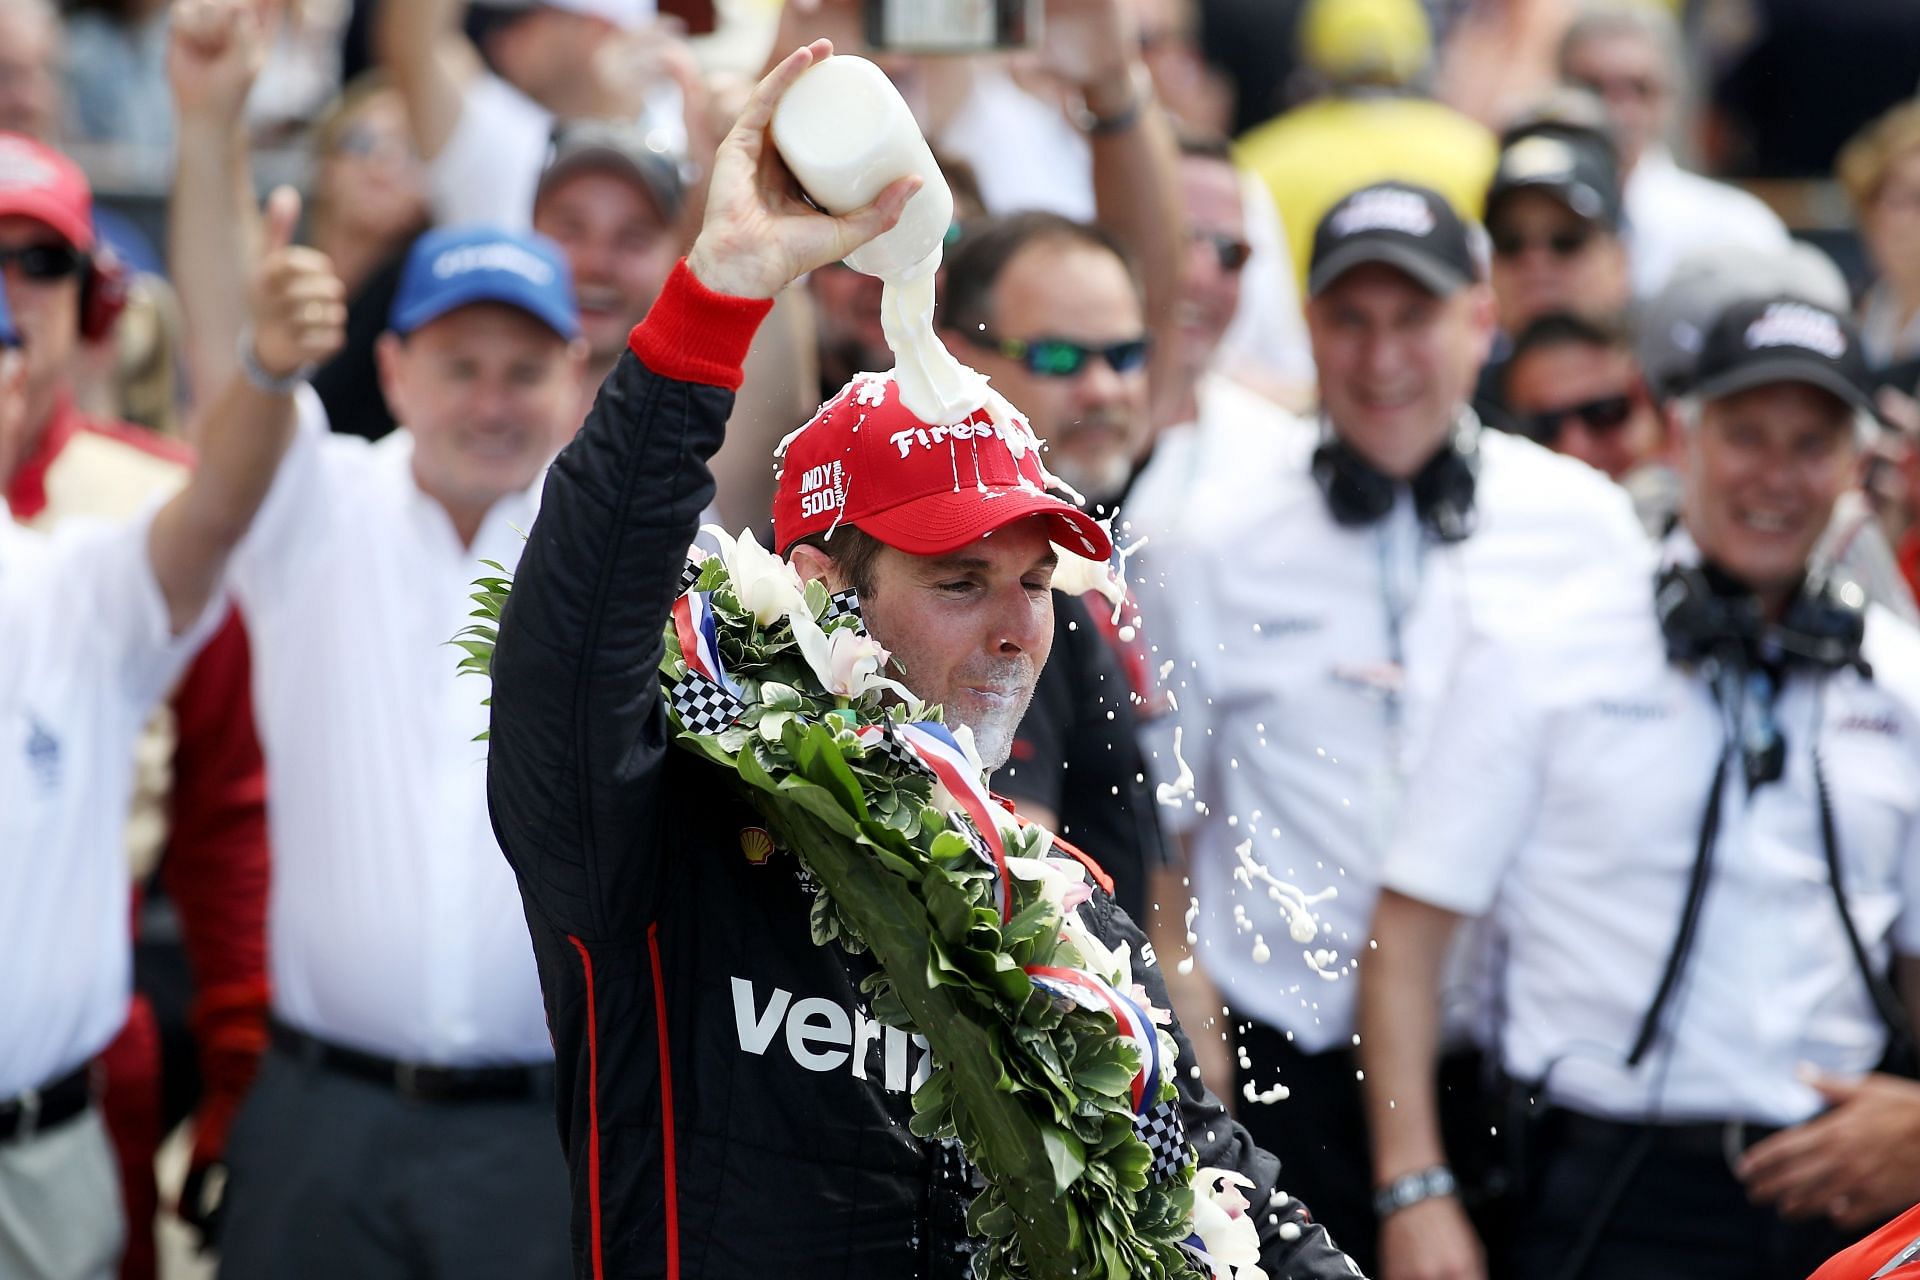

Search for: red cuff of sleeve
xmin=628 ymin=259 xmax=776 ymax=392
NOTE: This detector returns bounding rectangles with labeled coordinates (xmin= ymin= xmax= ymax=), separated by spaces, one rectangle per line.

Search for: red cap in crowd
xmin=0 ymin=134 xmax=93 ymax=251
xmin=773 ymin=372 xmax=1112 ymax=562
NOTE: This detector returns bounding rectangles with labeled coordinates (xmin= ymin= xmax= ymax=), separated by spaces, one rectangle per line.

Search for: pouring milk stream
xmin=771 ymin=54 xmax=1018 ymax=434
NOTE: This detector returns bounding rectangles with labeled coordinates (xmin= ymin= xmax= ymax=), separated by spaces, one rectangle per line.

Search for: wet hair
xmin=939 ymin=211 xmax=1141 ymax=338
xmin=788 ymin=525 xmax=886 ymax=599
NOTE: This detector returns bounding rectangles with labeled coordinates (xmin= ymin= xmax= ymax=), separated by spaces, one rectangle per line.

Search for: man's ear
xmin=788 ymin=541 xmax=843 ymax=591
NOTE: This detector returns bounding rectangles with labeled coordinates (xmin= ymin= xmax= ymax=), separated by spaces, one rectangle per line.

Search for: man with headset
xmin=1360 ymin=295 xmax=1920 ymax=1280
xmin=1139 ymin=178 xmax=1646 ymax=1275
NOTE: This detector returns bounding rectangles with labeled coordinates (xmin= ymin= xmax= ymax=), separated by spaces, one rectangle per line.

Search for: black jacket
xmin=486 ymin=283 xmax=1366 ymax=1280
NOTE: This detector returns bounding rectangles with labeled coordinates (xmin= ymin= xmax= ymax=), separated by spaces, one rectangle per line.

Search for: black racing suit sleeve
xmin=1091 ymin=894 xmax=1368 ymax=1279
xmin=485 ymin=344 xmax=731 ymax=941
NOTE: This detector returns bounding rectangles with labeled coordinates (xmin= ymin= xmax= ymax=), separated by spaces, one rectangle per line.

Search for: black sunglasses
xmin=964 ymin=331 xmax=1151 ymax=377
xmin=1520 ymin=393 xmax=1635 ymax=444
xmin=0 ymin=243 xmax=82 ymax=281
xmin=1192 ymin=230 xmax=1252 ymax=273
xmin=1491 ymin=227 xmax=1594 ymax=260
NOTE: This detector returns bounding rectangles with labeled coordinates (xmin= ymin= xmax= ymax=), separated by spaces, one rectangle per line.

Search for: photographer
xmin=1361 ymin=296 xmax=1920 ymax=1280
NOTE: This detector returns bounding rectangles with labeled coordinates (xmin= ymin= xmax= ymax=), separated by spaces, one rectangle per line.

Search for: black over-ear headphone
xmin=1655 ymin=563 xmax=1869 ymax=676
xmin=1310 ymin=420 xmax=1479 ymax=543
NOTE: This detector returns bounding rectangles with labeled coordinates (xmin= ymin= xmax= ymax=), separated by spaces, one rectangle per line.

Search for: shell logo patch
xmin=740 ymin=826 xmax=775 ymax=865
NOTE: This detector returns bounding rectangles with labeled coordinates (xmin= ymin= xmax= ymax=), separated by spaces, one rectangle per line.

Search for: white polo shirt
xmin=1138 ymin=422 xmax=1647 ymax=1052
xmin=0 ymin=501 xmax=222 ymax=1096
xmin=1383 ymin=547 xmax=1920 ymax=1126
xmin=230 ymin=391 xmax=550 ymax=1066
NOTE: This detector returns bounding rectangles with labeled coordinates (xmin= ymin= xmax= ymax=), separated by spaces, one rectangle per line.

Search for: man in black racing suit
xmin=486 ymin=40 xmax=1367 ymax=1280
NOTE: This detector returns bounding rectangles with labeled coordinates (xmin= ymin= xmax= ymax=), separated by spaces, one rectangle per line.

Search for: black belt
xmin=270 ymin=1021 xmax=553 ymax=1104
xmin=1550 ymin=1105 xmax=1782 ymax=1164
xmin=0 ymin=1065 xmax=92 ymax=1143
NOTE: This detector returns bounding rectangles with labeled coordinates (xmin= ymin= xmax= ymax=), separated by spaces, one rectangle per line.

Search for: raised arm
xmin=167 ymin=0 xmax=266 ymax=418
xmin=1054 ymin=0 xmax=1184 ymax=430
xmin=149 ymin=190 xmax=346 ymax=635
xmin=485 ymin=41 xmax=918 ymax=941
xmin=376 ymin=0 xmax=479 ymax=163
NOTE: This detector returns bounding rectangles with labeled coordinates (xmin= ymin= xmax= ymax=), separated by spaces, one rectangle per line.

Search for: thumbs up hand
xmin=247 ymin=186 xmax=347 ymax=381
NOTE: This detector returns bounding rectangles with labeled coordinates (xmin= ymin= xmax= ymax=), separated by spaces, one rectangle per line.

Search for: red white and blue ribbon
xmin=672 ymin=590 xmax=741 ymax=697
xmin=1025 ymin=965 xmax=1165 ymax=1113
xmin=884 ymin=720 xmax=1014 ymax=922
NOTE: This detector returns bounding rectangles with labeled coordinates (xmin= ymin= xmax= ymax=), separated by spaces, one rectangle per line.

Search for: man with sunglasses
xmin=936 ymin=212 xmax=1172 ymax=923
xmin=1141 ymin=179 xmax=1646 ymax=1276
xmin=1483 ymin=125 xmax=1630 ymax=350
xmin=0 ymin=131 xmax=274 ymax=1271
xmin=1557 ymin=1 xmax=1787 ymax=299
xmin=1361 ymin=294 xmax=1920 ymax=1280
xmin=1504 ymin=311 xmax=1671 ymax=525
xmin=1125 ymin=134 xmax=1307 ymax=552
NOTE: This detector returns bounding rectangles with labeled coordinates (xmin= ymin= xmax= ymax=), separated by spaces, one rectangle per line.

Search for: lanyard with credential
xmin=1366 ymin=517 xmax=1422 ymax=845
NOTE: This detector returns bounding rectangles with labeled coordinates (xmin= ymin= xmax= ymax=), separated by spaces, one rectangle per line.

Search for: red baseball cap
xmin=0 ymin=134 xmax=94 ymax=251
xmin=773 ymin=371 xmax=1112 ymax=561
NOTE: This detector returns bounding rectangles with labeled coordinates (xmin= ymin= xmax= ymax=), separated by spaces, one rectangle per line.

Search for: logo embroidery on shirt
xmin=1256 ymin=615 xmax=1324 ymax=637
xmin=1837 ymin=713 xmax=1901 ymax=738
xmin=1595 ymin=699 xmax=1672 ymax=722
xmin=740 ymin=826 xmax=776 ymax=865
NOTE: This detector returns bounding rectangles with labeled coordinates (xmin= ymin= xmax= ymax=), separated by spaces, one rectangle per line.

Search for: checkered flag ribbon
xmin=668 ymin=670 xmax=746 ymax=738
xmin=823 ymin=587 xmax=861 ymax=623
xmin=852 ymin=722 xmax=918 ymax=771
xmin=1134 ymin=1095 xmax=1189 ymax=1184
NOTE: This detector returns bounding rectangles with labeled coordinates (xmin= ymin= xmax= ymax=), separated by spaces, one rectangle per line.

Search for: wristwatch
xmin=237 ymin=326 xmax=310 ymax=396
xmin=1373 ymin=1164 xmax=1457 ymax=1219
xmin=1069 ymin=64 xmax=1153 ymax=136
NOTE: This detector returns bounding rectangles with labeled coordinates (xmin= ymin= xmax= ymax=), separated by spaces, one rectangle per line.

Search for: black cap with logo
xmin=1687 ymin=295 xmax=1877 ymax=419
xmin=1485 ymin=129 xmax=1624 ymax=231
xmin=1308 ymin=181 xmax=1481 ymax=298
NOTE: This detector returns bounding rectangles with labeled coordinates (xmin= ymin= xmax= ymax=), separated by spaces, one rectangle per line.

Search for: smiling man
xmin=1139 ymin=178 xmax=1648 ymax=1275
xmin=485 ymin=42 xmax=1363 ymax=1280
xmin=208 ymin=223 xmax=589 ymax=1279
xmin=1361 ymin=295 xmax=1920 ymax=1280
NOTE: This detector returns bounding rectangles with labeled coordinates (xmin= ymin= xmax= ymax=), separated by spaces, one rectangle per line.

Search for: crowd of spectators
xmin=6 ymin=0 xmax=1920 ymax=1277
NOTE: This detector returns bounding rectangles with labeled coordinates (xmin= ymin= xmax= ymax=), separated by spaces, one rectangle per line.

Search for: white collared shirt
xmin=1122 ymin=374 xmax=1311 ymax=552
xmin=1625 ymin=148 xmax=1791 ymax=299
xmin=1383 ymin=548 xmax=1920 ymax=1126
xmin=1139 ymin=425 xmax=1647 ymax=1051
xmin=230 ymin=391 xmax=550 ymax=1066
xmin=0 ymin=499 xmax=222 ymax=1096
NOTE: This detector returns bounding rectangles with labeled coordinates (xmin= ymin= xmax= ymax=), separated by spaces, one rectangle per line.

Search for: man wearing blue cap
xmin=1 ymin=206 xmax=343 ymax=1280
xmin=210 ymin=220 xmax=586 ymax=1279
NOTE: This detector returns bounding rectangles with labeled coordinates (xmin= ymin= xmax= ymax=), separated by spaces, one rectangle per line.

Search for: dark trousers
xmin=1233 ymin=1014 xmax=1498 ymax=1279
xmin=1511 ymin=1108 xmax=1862 ymax=1280
xmin=218 ymin=1045 xmax=571 ymax=1279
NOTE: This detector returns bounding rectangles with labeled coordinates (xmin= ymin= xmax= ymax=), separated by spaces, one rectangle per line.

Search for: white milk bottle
xmin=771 ymin=54 xmax=953 ymax=283
xmin=773 ymin=54 xmax=1001 ymax=427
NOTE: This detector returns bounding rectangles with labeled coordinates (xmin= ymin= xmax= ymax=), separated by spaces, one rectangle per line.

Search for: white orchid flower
xmin=791 ymin=610 xmax=914 ymax=702
xmin=1188 ymin=1169 xmax=1268 ymax=1280
xmin=1004 ymin=854 xmax=1092 ymax=915
xmin=703 ymin=524 xmax=809 ymax=628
